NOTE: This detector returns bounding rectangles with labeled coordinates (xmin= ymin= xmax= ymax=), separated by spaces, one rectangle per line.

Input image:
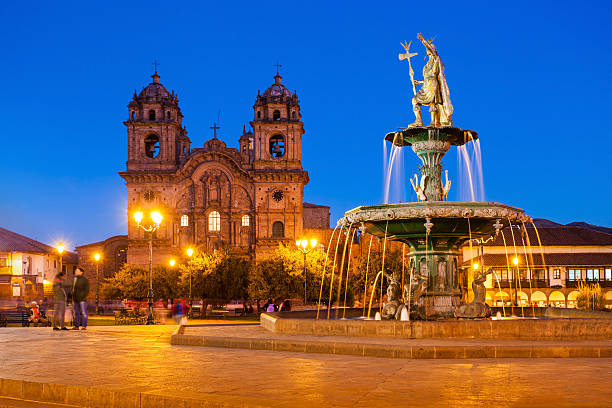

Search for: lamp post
xmin=134 ymin=210 xmax=163 ymax=325
xmin=295 ymin=238 xmax=318 ymax=305
xmin=186 ymin=248 xmax=194 ymax=314
xmin=94 ymin=253 xmax=101 ymax=314
xmin=56 ymin=243 xmax=65 ymax=276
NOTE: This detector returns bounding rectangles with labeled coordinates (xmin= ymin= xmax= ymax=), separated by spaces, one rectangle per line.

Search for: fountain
xmin=337 ymin=33 xmax=531 ymax=319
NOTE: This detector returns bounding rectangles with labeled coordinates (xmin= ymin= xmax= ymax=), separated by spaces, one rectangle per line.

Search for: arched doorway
xmin=567 ymin=290 xmax=579 ymax=308
xmin=549 ymin=291 xmax=565 ymax=308
xmin=494 ymin=291 xmax=510 ymax=307
xmin=531 ymin=291 xmax=547 ymax=307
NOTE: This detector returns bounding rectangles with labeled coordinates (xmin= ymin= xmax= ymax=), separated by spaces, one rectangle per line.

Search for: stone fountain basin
xmin=337 ymin=201 xmax=532 ymax=241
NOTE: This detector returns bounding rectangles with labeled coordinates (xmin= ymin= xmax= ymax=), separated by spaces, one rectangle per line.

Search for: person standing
xmin=72 ymin=267 xmax=90 ymax=330
xmin=52 ymin=272 xmax=68 ymax=331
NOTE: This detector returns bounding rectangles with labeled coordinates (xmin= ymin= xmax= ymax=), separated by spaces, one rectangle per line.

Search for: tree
xmin=248 ymin=244 xmax=333 ymax=305
xmin=102 ymin=264 xmax=182 ymax=300
xmin=351 ymin=248 xmax=406 ymax=309
xmin=179 ymin=250 xmax=250 ymax=306
xmin=576 ymin=281 xmax=606 ymax=310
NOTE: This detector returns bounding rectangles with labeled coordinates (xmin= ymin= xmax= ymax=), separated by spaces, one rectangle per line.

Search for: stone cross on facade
xmin=210 ymin=123 xmax=220 ymax=139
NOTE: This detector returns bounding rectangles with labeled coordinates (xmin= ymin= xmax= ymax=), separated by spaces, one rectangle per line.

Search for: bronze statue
xmin=399 ymin=33 xmax=453 ymax=128
xmin=454 ymin=268 xmax=493 ymax=318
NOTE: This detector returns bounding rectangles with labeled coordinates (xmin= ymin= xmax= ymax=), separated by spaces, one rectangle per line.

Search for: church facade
xmin=119 ymin=70 xmax=329 ymax=265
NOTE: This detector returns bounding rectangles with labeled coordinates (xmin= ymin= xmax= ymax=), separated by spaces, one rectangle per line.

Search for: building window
xmin=272 ymin=221 xmax=284 ymax=238
xmin=553 ymin=269 xmax=561 ymax=279
xmin=149 ymin=110 xmax=156 ymax=120
xmin=54 ymin=260 xmax=57 ymax=269
xmin=605 ymin=268 xmax=612 ymax=281
xmin=0 ymin=257 xmax=6 ymax=267
xmin=273 ymin=110 xmax=281 ymax=120
xmin=292 ymin=111 xmax=296 ymax=119
xmin=242 ymin=215 xmax=250 ymax=227
xmin=209 ymin=211 xmax=220 ymax=232
xmin=269 ymin=134 xmax=285 ymax=157
xmin=131 ymin=111 xmax=135 ymax=119
xmin=257 ymin=111 xmax=261 ymax=119
xmin=181 ymin=215 xmax=189 ymax=227
xmin=116 ymin=246 xmax=127 ymax=273
xmin=167 ymin=111 xmax=171 ymax=119
xmin=144 ymin=134 xmax=160 ymax=158
xmin=568 ymin=269 xmax=581 ymax=281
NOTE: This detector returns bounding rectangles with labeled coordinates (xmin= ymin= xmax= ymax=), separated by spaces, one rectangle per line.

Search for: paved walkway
xmin=1 ymin=326 xmax=611 ymax=407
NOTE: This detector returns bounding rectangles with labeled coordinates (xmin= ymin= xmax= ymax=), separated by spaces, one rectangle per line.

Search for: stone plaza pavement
xmin=0 ymin=325 xmax=611 ymax=407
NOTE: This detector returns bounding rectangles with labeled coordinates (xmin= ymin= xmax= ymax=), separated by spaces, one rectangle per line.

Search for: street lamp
xmin=133 ymin=210 xmax=163 ymax=325
xmin=186 ymin=247 xmax=194 ymax=315
xmin=56 ymin=242 xmax=65 ymax=276
xmin=94 ymin=253 xmax=101 ymax=314
xmin=295 ymin=238 xmax=318 ymax=305
xmin=169 ymin=259 xmax=176 ymax=267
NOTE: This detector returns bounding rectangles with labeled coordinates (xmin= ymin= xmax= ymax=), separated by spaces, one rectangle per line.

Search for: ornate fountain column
xmin=411 ymin=129 xmax=451 ymax=201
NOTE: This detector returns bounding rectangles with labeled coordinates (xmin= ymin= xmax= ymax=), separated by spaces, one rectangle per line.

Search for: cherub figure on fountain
xmin=454 ymin=268 xmax=493 ymax=318
xmin=381 ymin=269 xmax=402 ymax=319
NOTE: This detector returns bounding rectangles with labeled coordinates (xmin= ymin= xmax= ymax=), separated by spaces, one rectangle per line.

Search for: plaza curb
xmin=0 ymin=377 xmax=269 ymax=408
xmin=170 ymin=330 xmax=612 ymax=360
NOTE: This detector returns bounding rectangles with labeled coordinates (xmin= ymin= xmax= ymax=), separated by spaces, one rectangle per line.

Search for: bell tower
xmin=250 ymin=73 xmax=303 ymax=170
xmin=125 ymin=70 xmax=190 ymax=171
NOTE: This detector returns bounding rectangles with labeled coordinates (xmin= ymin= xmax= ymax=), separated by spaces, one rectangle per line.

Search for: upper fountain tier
xmin=385 ymin=126 xmax=478 ymax=148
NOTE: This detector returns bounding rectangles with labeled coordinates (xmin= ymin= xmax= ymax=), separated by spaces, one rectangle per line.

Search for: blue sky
xmin=1 ymin=0 xmax=611 ymax=249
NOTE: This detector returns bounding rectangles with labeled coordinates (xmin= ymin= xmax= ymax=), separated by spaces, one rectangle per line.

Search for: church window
xmin=272 ymin=221 xmax=284 ymax=238
xmin=209 ymin=211 xmax=221 ymax=232
xmin=131 ymin=111 xmax=135 ymax=119
xmin=181 ymin=214 xmax=189 ymax=227
xmin=144 ymin=135 xmax=160 ymax=158
xmin=167 ymin=111 xmax=171 ymax=119
xmin=115 ymin=246 xmax=127 ymax=275
xmin=292 ymin=111 xmax=296 ymax=119
xmin=149 ymin=110 xmax=156 ymax=120
xmin=242 ymin=215 xmax=250 ymax=227
xmin=257 ymin=111 xmax=261 ymax=119
xmin=273 ymin=110 xmax=281 ymax=120
xmin=269 ymin=134 xmax=285 ymax=157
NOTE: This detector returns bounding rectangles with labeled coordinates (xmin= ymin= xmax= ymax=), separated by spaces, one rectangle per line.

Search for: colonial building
xmin=0 ymin=227 xmax=78 ymax=299
xmin=461 ymin=224 xmax=612 ymax=308
xmin=119 ymin=70 xmax=329 ymax=265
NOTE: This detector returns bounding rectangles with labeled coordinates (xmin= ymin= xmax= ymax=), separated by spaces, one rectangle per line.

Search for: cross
xmin=152 ymin=59 xmax=160 ymax=73
xmin=210 ymin=122 xmax=220 ymax=139
xmin=273 ymin=61 xmax=282 ymax=74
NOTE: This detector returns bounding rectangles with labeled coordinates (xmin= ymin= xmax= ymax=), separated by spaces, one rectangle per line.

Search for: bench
xmin=113 ymin=309 xmax=148 ymax=325
xmin=210 ymin=309 xmax=230 ymax=317
xmin=0 ymin=309 xmax=30 ymax=327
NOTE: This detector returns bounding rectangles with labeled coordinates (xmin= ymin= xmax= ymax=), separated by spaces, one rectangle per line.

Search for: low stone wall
xmin=260 ymin=313 xmax=612 ymax=340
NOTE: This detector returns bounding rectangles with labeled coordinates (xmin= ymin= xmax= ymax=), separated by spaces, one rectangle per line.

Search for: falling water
xmin=491 ymin=270 xmax=506 ymax=317
xmin=362 ymin=235 xmax=374 ymax=316
xmin=507 ymin=219 xmax=524 ymax=317
xmin=383 ymin=144 xmax=405 ymax=204
xmin=500 ymin=229 xmax=514 ymax=309
xmin=335 ymin=226 xmax=353 ymax=319
xmin=519 ymin=224 xmax=536 ymax=316
xmin=317 ymin=226 xmax=338 ymax=319
xmin=457 ymin=139 xmax=486 ymax=202
xmin=327 ymin=226 xmax=345 ymax=319
xmin=367 ymin=271 xmax=384 ymax=319
xmin=342 ymin=228 xmax=357 ymax=318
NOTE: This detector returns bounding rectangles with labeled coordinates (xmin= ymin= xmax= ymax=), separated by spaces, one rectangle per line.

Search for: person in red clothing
xmin=28 ymin=301 xmax=49 ymax=327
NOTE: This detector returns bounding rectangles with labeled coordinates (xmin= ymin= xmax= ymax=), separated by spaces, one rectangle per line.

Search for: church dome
xmin=262 ymin=74 xmax=294 ymax=98
xmin=136 ymin=72 xmax=177 ymax=104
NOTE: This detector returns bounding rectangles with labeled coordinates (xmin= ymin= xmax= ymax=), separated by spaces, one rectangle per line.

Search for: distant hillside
xmin=532 ymin=218 xmax=612 ymax=235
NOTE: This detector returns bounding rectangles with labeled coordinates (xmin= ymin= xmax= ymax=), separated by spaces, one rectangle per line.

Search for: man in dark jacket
xmin=72 ymin=267 xmax=90 ymax=330
xmin=52 ymin=272 xmax=68 ymax=330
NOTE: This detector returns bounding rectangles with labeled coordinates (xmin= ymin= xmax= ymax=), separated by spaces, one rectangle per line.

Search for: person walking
xmin=52 ymin=272 xmax=68 ymax=331
xmin=72 ymin=267 xmax=90 ymax=330
xmin=172 ymin=300 xmax=185 ymax=325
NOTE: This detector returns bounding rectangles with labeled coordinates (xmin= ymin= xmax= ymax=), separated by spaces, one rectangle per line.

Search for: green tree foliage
xmin=102 ymin=264 xmax=182 ymax=300
xmin=248 ymin=244 xmax=333 ymax=304
xmin=179 ymin=250 xmax=249 ymax=305
xmin=351 ymin=248 xmax=406 ymax=307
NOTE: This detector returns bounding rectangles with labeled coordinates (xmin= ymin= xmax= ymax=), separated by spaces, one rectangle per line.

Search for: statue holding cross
xmin=399 ymin=33 xmax=453 ymax=128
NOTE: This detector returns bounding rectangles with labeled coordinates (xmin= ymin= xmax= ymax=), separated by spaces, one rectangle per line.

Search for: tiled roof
xmin=0 ymin=227 xmax=77 ymax=262
xmin=484 ymin=226 xmax=612 ymax=247
xmin=462 ymin=253 xmax=612 ymax=267
xmin=0 ymin=227 xmax=56 ymax=253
